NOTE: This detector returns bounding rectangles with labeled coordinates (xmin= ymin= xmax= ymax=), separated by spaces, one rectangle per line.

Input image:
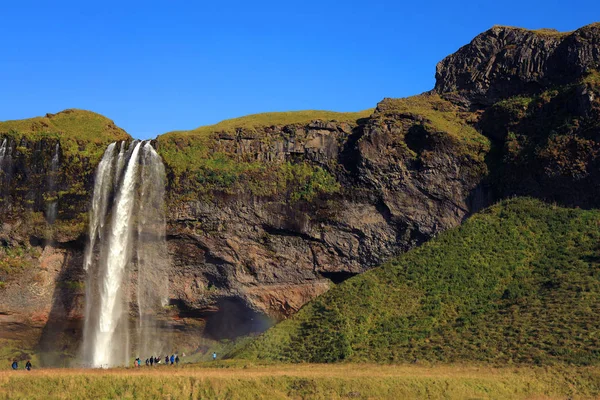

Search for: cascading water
xmin=0 ymin=138 xmax=13 ymax=209
xmin=136 ymin=142 xmax=170 ymax=358
xmin=0 ymin=138 xmax=6 ymax=159
xmin=46 ymin=143 xmax=60 ymax=223
xmin=0 ymin=138 xmax=12 ymax=182
xmin=82 ymin=140 xmax=171 ymax=368
xmin=0 ymin=138 xmax=6 ymax=187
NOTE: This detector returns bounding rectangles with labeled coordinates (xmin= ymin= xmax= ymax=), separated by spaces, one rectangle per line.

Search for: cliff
xmin=157 ymin=97 xmax=489 ymax=334
xmin=435 ymin=23 xmax=600 ymax=106
xmin=2 ymin=22 xmax=600 ymax=363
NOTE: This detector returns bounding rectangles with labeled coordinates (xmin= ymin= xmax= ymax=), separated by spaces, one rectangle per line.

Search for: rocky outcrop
xmin=162 ymin=94 xmax=490 ymax=327
xmin=435 ymin=23 xmax=600 ymax=106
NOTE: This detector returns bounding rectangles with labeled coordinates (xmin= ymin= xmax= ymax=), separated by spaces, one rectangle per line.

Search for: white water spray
xmin=46 ymin=143 xmax=60 ymax=223
xmin=0 ymin=139 xmax=6 ymax=158
xmin=82 ymin=141 xmax=170 ymax=368
xmin=83 ymin=143 xmax=116 ymax=272
xmin=0 ymin=138 xmax=13 ymax=208
xmin=136 ymin=142 xmax=170 ymax=357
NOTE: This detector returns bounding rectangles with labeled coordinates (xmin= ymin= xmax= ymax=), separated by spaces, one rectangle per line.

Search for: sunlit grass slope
xmin=235 ymin=198 xmax=600 ymax=364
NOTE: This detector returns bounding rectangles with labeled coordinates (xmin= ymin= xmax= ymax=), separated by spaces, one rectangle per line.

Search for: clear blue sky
xmin=1 ymin=1 xmax=598 ymax=139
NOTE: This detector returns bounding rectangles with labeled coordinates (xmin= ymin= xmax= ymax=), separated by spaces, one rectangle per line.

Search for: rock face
xmin=164 ymin=102 xmax=489 ymax=326
xmin=2 ymin=23 xmax=600 ymax=362
xmin=435 ymin=24 xmax=600 ymax=106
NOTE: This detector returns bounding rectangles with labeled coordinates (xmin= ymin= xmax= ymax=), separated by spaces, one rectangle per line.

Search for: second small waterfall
xmin=82 ymin=141 xmax=171 ymax=368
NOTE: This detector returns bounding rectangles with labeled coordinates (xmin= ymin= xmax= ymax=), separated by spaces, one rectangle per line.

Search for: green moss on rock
xmin=0 ymin=108 xmax=130 ymax=163
xmin=157 ymin=110 xmax=365 ymax=201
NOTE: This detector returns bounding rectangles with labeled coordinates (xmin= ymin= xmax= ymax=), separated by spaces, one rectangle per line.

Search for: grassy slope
xmin=0 ymin=108 xmax=130 ymax=162
xmin=2 ymin=363 xmax=600 ymax=399
xmin=235 ymin=198 xmax=600 ymax=365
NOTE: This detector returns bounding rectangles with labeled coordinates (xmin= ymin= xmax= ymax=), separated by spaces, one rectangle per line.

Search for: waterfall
xmin=82 ymin=140 xmax=170 ymax=368
xmin=0 ymin=139 xmax=6 ymax=189
xmin=46 ymin=143 xmax=60 ymax=223
xmin=114 ymin=141 xmax=126 ymax=183
xmin=0 ymin=138 xmax=13 ymax=209
xmin=136 ymin=142 xmax=170 ymax=358
xmin=0 ymin=138 xmax=6 ymax=158
xmin=83 ymin=143 xmax=116 ymax=272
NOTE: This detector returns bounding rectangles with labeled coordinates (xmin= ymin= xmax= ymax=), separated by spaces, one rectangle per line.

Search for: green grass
xmin=0 ymin=110 xmax=129 ymax=238
xmin=484 ymin=71 xmax=600 ymax=182
xmin=3 ymin=363 xmax=600 ymax=399
xmin=491 ymin=25 xmax=571 ymax=37
xmin=372 ymin=94 xmax=491 ymax=160
xmin=163 ymin=109 xmax=373 ymax=139
xmin=235 ymin=198 xmax=600 ymax=365
xmin=0 ymin=242 xmax=40 ymax=276
xmin=0 ymin=108 xmax=130 ymax=163
xmin=157 ymin=109 xmax=372 ymax=173
xmin=156 ymin=110 xmax=366 ymax=201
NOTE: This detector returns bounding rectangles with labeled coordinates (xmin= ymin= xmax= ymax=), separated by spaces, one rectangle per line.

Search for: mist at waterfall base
xmin=81 ymin=141 xmax=171 ymax=368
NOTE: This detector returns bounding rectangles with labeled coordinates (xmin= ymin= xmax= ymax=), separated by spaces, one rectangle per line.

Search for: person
xmin=175 ymin=355 xmax=179 ymax=365
xmin=150 ymin=356 xmax=154 ymax=366
xmin=154 ymin=356 xmax=159 ymax=365
xmin=137 ymin=358 xmax=141 ymax=367
xmin=25 ymin=361 xmax=32 ymax=371
xmin=165 ymin=355 xmax=169 ymax=365
xmin=145 ymin=358 xmax=149 ymax=366
xmin=170 ymin=354 xmax=174 ymax=365
xmin=212 ymin=352 xmax=217 ymax=361
xmin=11 ymin=361 xmax=18 ymax=370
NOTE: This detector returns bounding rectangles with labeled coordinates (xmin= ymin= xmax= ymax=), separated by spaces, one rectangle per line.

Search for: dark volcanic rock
xmin=435 ymin=23 xmax=600 ymax=106
xmin=163 ymin=95 xmax=491 ymax=323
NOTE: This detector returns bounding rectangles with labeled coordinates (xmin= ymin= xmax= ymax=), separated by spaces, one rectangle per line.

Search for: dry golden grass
xmin=2 ymin=362 xmax=600 ymax=399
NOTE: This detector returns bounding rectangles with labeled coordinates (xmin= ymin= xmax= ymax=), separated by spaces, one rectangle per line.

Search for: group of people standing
xmin=134 ymin=354 xmax=179 ymax=367
xmin=10 ymin=361 xmax=32 ymax=371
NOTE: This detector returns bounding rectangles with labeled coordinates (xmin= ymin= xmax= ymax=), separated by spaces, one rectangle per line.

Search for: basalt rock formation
xmin=435 ymin=23 xmax=600 ymax=107
xmin=1 ymin=23 xmax=600 ymax=363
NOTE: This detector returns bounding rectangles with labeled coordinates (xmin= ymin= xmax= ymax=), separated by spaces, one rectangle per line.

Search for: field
xmin=2 ymin=362 xmax=600 ymax=399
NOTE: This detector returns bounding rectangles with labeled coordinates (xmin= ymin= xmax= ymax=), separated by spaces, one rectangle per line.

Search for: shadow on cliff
xmin=36 ymin=238 xmax=85 ymax=367
xmin=171 ymin=297 xmax=273 ymax=341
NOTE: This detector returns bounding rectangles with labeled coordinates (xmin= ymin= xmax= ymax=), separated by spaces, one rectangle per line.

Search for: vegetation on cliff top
xmin=157 ymin=109 xmax=372 ymax=171
xmin=0 ymin=109 xmax=130 ymax=162
xmin=372 ymin=94 xmax=491 ymax=172
xmin=234 ymin=198 xmax=600 ymax=365
xmin=375 ymin=94 xmax=488 ymax=147
xmin=491 ymin=25 xmax=571 ymax=37
xmin=164 ymin=109 xmax=373 ymax=138
xmin=156 ymin=110 xmax=370 ymax=201
xmin=481 ymin=69 xmax=600 ymax=197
